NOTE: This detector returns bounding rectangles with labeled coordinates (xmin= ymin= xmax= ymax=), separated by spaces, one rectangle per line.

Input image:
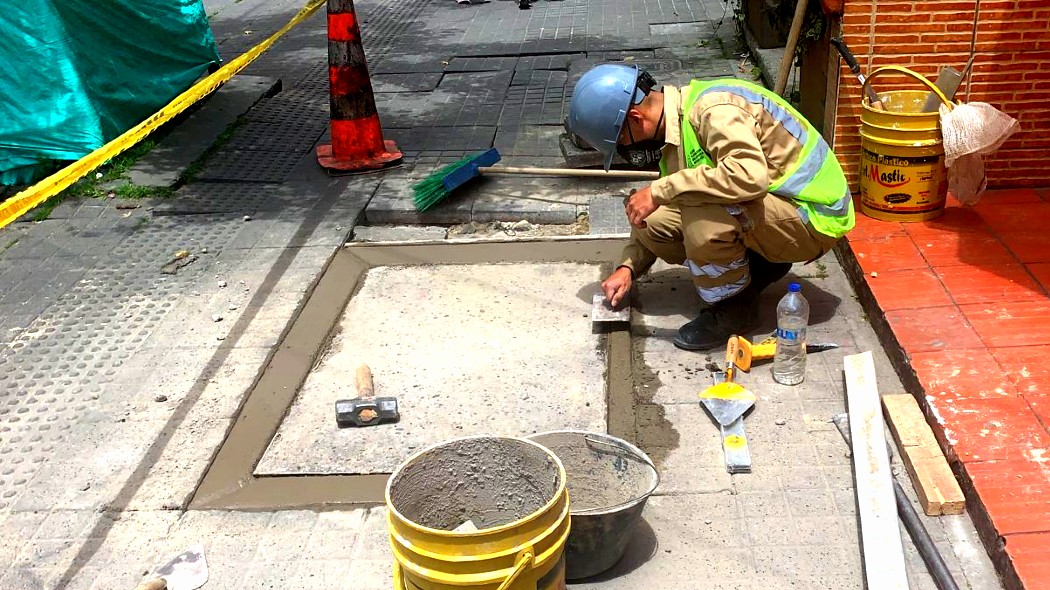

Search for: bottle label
xmin=777 ymin=328 xmax=799 ymax=341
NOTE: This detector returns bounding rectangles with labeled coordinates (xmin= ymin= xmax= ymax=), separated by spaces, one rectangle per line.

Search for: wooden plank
xmin=844 ymin=351 xmax=908 ymax=590
xmin=882 ymin=393 xmax=967 ymax=516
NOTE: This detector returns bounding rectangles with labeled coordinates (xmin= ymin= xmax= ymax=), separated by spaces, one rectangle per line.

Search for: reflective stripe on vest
xmin=672 ymin=80 xmax=855 ymax=239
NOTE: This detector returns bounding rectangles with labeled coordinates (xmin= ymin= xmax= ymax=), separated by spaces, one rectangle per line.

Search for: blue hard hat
xmin=567 ymin=64 xmax=647 ymax=171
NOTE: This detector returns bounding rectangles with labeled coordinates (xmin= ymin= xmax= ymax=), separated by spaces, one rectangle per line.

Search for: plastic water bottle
xmin=773 ymin=282 xmax=809 ymax=385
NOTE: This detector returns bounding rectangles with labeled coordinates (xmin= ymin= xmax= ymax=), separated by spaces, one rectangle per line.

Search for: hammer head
xmin=335 ymin=396 xmax=400 ymax=427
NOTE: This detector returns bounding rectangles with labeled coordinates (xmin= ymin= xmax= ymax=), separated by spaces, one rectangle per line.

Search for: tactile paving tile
xmin=196 ymin=150 xmax=305 ymax=184
xmin=289 ymin=62 xmax=331 ymax=95
xmin=357 ymin=0 xmax=434 ymax=53
xmin=104 ymin=214 xmax=247 ymax=267
xmin=0 ymin=235 xmax=209 ymax=510
xmin=245 ymin=93 xmax=329 ymax=125
xmin=152 ymin=183 xmax=280 ymax=215
xmin=224 ymin=120 xmax=328 ymax=154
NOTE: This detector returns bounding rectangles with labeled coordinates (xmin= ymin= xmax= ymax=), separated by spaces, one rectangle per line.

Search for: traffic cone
xmin=316 ymin=0 xmax=402 ymax=172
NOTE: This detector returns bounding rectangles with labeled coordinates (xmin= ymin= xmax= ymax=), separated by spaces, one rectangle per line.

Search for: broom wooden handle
xmin=477 ymin=166 xmax=659 ymax=180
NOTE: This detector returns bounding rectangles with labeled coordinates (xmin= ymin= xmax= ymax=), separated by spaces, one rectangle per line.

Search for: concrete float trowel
xmin=699 ymin=336 xmax=755 ymax=474
xmin=590 ymin=292 xmax=630 ymax=323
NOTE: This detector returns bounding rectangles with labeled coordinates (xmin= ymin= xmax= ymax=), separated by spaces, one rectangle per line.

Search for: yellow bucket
xmin=859 ymin=66 xmax=954 ymax=222
xmin=386 ymin=436 xmax=571 ymax=590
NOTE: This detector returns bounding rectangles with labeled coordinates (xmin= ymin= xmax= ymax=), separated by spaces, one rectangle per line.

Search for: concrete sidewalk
xmin=0 ymin=0 xmax=1006 ymax=588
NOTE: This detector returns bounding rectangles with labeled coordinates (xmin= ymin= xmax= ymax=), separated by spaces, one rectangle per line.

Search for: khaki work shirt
xmin=619 ymin=83 xmax=808 ymax=273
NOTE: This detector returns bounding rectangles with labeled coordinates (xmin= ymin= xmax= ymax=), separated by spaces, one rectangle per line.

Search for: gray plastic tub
xmin=528 ymin=430 xmax=659 ymax=580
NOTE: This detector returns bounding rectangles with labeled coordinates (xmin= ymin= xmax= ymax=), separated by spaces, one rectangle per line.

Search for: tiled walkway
xmin=844 ymin=188 xmax=1050 ymax=589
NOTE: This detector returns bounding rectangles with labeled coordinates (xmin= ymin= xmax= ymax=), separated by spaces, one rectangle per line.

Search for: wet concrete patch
xmin=190 ymin=238 xmax=631 ymax=508
xmin=256 ymin=261 xmax=608 ymax=475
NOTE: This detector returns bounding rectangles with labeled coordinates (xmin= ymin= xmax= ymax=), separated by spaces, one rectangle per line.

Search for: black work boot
xmin=672 ymin=252 xmax=791 ymax=351
xmin=673 ymin=287 xmax=761 ymax=350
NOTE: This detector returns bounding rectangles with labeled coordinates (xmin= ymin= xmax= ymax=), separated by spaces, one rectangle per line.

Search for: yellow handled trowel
xmin=699 ymin=336 xmax=755 ymax=473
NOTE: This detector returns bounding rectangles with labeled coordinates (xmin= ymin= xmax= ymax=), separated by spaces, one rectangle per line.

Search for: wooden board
xmin=844 ymin=352 xmax=908 ymax=590
xmin=882 ymin=393 xmax=967 ymax=516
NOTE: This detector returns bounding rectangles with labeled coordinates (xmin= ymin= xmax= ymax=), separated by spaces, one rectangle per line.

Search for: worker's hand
xmin=602 ymin=266 xmax=633 ymax=308
xmin=625 ymin=186 xmax=658 ymax=229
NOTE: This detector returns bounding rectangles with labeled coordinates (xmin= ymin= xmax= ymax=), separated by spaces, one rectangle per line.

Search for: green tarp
xmin=0 ymin=0 xmax=220 ymax=185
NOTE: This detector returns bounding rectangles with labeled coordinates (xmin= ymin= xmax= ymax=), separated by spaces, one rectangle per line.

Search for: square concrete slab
xmin=255 ymin=261 xmax=608 ymax=475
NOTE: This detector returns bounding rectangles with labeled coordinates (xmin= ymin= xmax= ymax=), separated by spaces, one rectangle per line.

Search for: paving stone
xmin=129 ymin=76 xmax=281 ymax=187
xmin=365 ymin=176 xmax=474 ymax=225
xmin=351 ymin=225 xmax=448 ymax=242
xmin=470 ymin=176 xmax=582 ymax=224
xmin=372 ymin=72 xmax=443 ymax=93
xmin=444 ymin=56 xmax=519 ymax=72
xmin=587 ymin=194 xmax=633 ymax=235
xmin=638 ymin=403 xmax=732 ymax=494
xmin=385 ymin=126 xmax=496 ymax=153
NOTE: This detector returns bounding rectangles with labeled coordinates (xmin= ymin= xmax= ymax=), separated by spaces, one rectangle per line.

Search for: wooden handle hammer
xmin=334 ymin=364 xmax=400 ymax=427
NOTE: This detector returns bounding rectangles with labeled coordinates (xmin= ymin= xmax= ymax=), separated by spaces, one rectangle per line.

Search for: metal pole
xmin=831 ymin=414 xmax=961 ymax=590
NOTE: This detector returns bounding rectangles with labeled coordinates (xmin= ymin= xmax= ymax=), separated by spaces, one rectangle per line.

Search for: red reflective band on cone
xmin=326 ymin=12 xmax=359 ymax=42
xmin=330 ymin=118 xmax=384 ymax=158
xmin=328 ymin=65 xmax=370 ymax=98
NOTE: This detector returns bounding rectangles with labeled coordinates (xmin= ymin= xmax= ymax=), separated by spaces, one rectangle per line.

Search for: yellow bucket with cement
xmin=386 ymin=436 xmax=570 ymax=590
xmin=859 ymin=66 xmax=954 ymax=222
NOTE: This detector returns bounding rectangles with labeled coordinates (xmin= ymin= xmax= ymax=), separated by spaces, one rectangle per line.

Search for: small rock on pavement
xmin=243 ymin=215 xmax=252 ymax=221
xmin=154 ymin=395 xmax=168 ymax=402
xmin=218 ymin=279 xmax=227 ymax=288
xmin=775 ymin=418 xmax=787 ymax=426
xmin=212 ymin=314 xmax=223 ymax=322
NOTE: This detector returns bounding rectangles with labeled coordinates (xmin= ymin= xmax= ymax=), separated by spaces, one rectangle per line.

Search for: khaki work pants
xmin=633 ymin=194 xmax=840 ymax=303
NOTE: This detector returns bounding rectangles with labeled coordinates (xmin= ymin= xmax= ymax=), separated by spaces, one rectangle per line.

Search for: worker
xmin=567 ymin=64 xmax=854 ymax=350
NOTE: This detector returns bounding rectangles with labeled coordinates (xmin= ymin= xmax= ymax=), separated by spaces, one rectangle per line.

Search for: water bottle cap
xmin=788 ymin=282 xmax=801 ymax=292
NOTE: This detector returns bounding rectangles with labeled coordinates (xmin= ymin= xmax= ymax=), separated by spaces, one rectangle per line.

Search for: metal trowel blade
xmin=591 ymin=293 xmax=630 ymax=323
xmin=699 ymin=381 xmax=756 ymax=426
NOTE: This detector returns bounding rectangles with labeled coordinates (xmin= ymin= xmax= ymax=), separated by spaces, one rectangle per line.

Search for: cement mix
xmin=257 ymin=261 xmax=608 ymax=474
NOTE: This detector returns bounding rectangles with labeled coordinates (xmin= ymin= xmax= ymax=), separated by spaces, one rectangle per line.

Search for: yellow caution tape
xmin=0 ymin=0 xmax=326 ymax=231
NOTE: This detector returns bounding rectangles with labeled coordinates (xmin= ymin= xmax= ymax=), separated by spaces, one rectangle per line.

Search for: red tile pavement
xmin=884 ymin=306 xmax=985 ymax=352
xmin=865 ymin=268 xmax=953 ymax=310
xmin=935 ymin=264 xmax=1044 ymax=305
xmin=846 ymin=189 xmax=1050 ymax=589
xmin=1005 ymin=533 xmax=1050 ymax=589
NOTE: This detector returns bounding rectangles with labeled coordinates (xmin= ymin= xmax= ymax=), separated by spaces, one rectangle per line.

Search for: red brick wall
xmin=833 ymin=0 xmax=1050 ymax=191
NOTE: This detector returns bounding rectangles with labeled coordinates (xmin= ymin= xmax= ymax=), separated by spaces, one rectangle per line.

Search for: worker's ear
xmin=625 ymin=106 xmax=645 ymax=125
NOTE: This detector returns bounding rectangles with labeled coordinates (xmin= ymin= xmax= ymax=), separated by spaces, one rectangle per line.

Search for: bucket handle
xmin=862 ymin=65 xmax=955 ymax=111
xmin=496 ymin=550 xmax=533 ymax=590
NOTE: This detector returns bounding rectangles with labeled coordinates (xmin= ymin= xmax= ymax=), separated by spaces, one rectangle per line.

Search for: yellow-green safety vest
xmin=659 ymin=79 xmax=855 ymax=238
